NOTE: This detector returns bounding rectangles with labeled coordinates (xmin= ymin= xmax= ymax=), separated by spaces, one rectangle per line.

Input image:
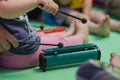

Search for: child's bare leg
xmin=62 ymin=11 xmax=89 ymax=43
xmin=60 ymin=19 xmax=76 ymax=37
xmin=110 ymin=19 xmax=120 ymax=32
xmin=91 ymin=10 xmax=120 ymax=32
xmin=89 ymin=15 xmax=110 ymax=37
xmin=110 ymin=52 xmax=120 ymax=67
xmin=90 ymin=10 xmax=107 ymax=23
xmin=74 ymin=20 xmax=89 ymax=43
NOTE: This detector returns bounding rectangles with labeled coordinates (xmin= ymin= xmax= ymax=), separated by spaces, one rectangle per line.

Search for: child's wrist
xmin=35 ymin=0 xmax=39 ymax=7
xmin=29 ymin=0 xmax=38 ymax=8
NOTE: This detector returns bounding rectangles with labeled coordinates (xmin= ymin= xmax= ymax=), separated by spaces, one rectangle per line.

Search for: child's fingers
xmin=0 ymin=24 xmax=18 ymax=51
xmin=0 ymin=45 xmax=4 ymax=52
xmin=6 ymin=33 xmax=19 ymax=48
xmin=52 ymin=4 xmax=58 ymax=15
xmin=47 ymin=0 xmax=58 ymax=14
xmin=43 ymin=1 xmax=54 ymax=13
xmin=0 ymin=38 xmax=11 ymax=51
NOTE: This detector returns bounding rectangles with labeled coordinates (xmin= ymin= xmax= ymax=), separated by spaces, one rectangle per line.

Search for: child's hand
xmin=0 ymin=25 xmax=19 ymax=52
xmin=37 ymin=0 xmax=58 ymax=15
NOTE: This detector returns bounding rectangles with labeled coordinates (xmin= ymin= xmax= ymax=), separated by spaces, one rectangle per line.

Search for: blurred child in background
xmin=43 ymin=0 xmax=120 ymax=37
xmin=93 ymin=0 xmax=120 ymax=32
xmin=43 ymin=0 xmax=110 ymax=37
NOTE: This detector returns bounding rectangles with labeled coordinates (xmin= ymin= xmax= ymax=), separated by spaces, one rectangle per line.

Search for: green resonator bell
xmin=39 ymin=43 xmax=101 ymax=72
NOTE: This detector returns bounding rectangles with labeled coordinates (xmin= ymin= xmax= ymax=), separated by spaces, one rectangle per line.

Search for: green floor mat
xmin=0 ymin=8 xmax=120 ymax=80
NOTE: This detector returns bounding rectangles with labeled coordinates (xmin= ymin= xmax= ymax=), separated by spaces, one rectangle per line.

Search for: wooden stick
xmin=21 ymin=42 xmax=64 ymax=48
xmin=39 ymin=4 xmax=87 ymax=24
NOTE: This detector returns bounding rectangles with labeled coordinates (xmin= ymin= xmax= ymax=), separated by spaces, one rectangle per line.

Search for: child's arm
xmin=83 ymin=0 xmax=92 ymax=19
xmin=0 ymin=0 xmax=58 ymax=19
